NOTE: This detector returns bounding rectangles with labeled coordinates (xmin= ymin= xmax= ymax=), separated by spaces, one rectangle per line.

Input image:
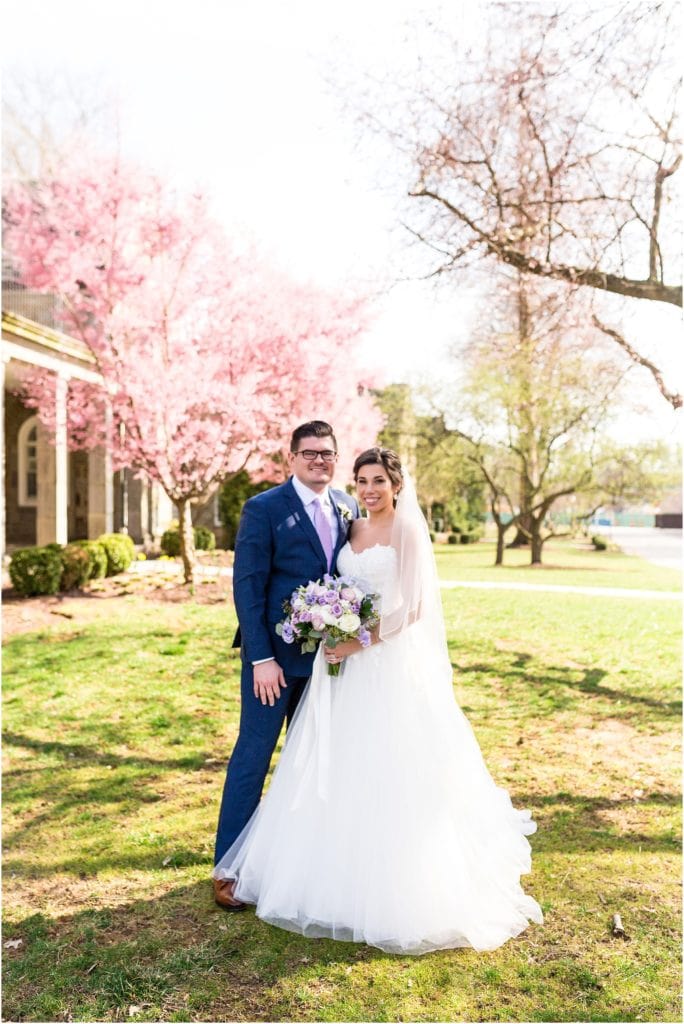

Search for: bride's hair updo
xmin=353 ymin=447 xmax=403 ymax=495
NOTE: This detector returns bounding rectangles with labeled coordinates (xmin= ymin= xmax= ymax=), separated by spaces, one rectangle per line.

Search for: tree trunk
xmin=495 ymin=524 xmax=506 ymax=565
xmin=530 ymin=522 xmax=544 ymax=565
xmin=177 ymin=497 xmax=196 ymax=584
xmin=508 ymin=518 xmax=531 ymax=547
xmin=509 ymin=278 xmax=539 ymax=550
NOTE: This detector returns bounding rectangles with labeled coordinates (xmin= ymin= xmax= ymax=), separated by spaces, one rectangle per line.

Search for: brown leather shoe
xmin=213 ymin=877 xmax=247 ymax=912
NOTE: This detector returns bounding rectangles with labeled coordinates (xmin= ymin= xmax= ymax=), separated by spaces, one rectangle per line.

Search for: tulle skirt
xmin=214 ymin=625 xmax=543 ymax=954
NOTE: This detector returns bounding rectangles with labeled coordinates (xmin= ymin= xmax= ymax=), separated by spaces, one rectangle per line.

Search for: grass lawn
xmin=434 ymin=537 xmax=680 ymax=591
xmin=2 ymin=543 xmax=681 ymax=1022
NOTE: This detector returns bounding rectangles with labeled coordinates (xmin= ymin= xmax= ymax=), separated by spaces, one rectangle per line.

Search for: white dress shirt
xmin=291 ymin=475 xmax=340 ymax=549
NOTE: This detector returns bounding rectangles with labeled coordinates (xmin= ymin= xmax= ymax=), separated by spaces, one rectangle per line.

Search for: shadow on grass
xmin=2 ymin=729 xmax=215 ymax=770
xmin=519 ymin=791 xmax=681 ymax=854
xmin=2 ymin=729 xmax=229 ymax=870
xmin=452 ymin=653 xmax=681 ymax=721
xmin=1 ymin=879 xmax=392 ymax=1023
xmin=3 ymin=873 xmax=680 ymax=1024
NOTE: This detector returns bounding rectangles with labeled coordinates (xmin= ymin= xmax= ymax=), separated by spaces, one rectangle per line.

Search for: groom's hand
xmin=253 ymin=661 xmax=287 ymax=706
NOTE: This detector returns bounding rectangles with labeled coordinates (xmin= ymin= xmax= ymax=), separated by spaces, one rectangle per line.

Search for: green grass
xmin=2 ymin=566 xmax=681 ymax=1022
xmin=434 ymin=537 xmax=680 ymax=591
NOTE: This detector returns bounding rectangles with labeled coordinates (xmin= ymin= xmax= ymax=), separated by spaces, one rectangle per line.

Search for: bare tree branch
xmin=410 ymin=187 xmax=682 ymax=305
xmin=592 ymin=314 xmax=682 ymax=409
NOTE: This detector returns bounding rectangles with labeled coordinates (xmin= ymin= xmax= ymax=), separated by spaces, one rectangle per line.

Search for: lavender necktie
xmin=312 ymin=497 xmax=334 ymax=569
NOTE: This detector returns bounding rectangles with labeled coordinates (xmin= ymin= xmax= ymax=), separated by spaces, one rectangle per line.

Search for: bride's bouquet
xmin=276 ymin=573 xmax=380 ymax=676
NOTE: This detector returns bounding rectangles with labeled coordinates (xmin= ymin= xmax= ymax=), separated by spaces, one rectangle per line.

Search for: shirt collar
xmin=291 ymin=475 xmax=331 ymax=508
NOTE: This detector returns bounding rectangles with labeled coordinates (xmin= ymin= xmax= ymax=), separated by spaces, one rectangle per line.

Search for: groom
xmin=213 ymin=420 xmax=359 ymax=909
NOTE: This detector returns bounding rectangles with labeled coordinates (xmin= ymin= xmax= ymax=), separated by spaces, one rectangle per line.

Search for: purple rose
xmin=330 ymin=602 xmax=343 ymax=617
xmin=281 ymin=622 xmax=295 ymax=644
xmin=324 ymin=591 xmax=337 ymax=604
xmin=358 ymin=628 xmax=371 ymax=648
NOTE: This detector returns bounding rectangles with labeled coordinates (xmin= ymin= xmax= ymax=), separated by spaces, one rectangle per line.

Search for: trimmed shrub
xmin=194 ymin=525 xmax=216 ymax=551
xmin=161 ymin=525 xmax=217 ymax=556
xmin=9 ymin=546 xmax=62 ymax=596
xmin=97 ymin=532 xmax=135 ymax=576
xmin=447 ymin=533 xmax=459 ymax=545
xmin=160 ymin=526 xmax=181 ymax=557
xmin=592 ymin=534 xmax=608 ymax=551
xmin=60 ymin=544 xmax=92 ymax=590
xmin=459 ymin=532 xmax=476 ymax=544
xmin=73 ymin=540 xmax=108 ymax=579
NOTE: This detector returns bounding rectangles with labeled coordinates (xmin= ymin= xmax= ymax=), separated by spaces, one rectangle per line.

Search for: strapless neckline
xmin=344 ymin=542 xmax=394 ymax=557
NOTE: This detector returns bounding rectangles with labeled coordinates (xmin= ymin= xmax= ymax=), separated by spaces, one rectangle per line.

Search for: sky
xmin=2 ymin=0 xmax=681 ymax=444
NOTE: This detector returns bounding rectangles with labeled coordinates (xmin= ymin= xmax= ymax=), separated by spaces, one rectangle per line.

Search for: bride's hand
xmin=324 ymin=639 xmax=362 ymax=664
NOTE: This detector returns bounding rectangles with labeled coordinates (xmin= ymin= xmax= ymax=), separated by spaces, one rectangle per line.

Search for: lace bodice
xmin=336 ymin=542 xmax=399 ymax=606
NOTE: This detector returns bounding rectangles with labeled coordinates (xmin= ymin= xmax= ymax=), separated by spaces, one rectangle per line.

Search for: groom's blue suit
xmin=214 ymin=476 xmax=359 ymax=864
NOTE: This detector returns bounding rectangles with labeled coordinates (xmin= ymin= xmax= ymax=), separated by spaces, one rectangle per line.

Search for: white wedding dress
xmin=214 ymin=543 xmax=543 ymax=954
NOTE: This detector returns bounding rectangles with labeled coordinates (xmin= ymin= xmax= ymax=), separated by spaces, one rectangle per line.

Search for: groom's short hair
xmin=290 ymin=421 xmax=337 ymax=452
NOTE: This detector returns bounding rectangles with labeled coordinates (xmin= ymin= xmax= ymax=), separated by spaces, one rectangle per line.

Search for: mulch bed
xmin=2 ymin=553 xmax=234 ymax=638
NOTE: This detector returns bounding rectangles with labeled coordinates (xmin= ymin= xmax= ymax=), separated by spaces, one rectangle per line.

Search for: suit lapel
xmin=284 ymin=477 xmax=327 ymax=565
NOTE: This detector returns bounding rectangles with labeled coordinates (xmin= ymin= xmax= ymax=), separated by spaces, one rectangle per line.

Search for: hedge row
xmin=9 ymin=533 xmax=135 ymax=597
xmin=428 ymin=531 xmax=483 ymax=545
xmin=447 ymin=531 xmax=483 ymax=545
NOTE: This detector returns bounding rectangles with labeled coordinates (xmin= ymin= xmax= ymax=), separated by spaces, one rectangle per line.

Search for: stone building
xmin=1 ymin=287 xmax=174 ymax=555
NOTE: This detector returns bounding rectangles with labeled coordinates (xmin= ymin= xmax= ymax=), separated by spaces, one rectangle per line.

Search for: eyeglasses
xmin=295 ymin=449 xmax=338 ymax=463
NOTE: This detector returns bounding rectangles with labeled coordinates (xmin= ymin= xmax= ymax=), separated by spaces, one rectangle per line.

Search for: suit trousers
xmin=214 ymin=660 xmax=309 ymax=865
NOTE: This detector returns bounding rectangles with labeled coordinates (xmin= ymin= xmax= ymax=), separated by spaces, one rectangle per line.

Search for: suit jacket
xmin=232 ymin=477 xmax=360 ymax=675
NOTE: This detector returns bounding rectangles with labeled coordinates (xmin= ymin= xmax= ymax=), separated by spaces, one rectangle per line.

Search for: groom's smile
xmin=287 ymin=437 xmax=338 ymax=492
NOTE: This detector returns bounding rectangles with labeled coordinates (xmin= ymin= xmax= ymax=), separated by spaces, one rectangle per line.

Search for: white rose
xmin=321 ymin=606 xmax=339 ymax=626
xmin=338 ymin=612 xmax=361 ymax=633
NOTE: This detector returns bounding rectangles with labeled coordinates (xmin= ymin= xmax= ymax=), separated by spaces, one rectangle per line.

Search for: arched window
xmin=18 ymin=415 xmax=38 ymax=507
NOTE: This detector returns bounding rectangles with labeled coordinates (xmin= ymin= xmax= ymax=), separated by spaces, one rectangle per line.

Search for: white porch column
xmin=87 ymin=446 xmax=113 ymax=538
xmin=152 ymin=484 xmax=175 ymax=539
xmin=87 ymin=399 xmax=113 ymax=538
xmin=36 ymin=372 xmax=68 ymax=545
xmin=0 ymin=353 xmax=7 ymax=559
xmin=54 ymin=373 xmax=68 ymax=544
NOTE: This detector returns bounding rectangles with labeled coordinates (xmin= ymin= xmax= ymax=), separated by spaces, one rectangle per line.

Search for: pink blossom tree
xmin=5 ymin=156 xmax=382 ymax=580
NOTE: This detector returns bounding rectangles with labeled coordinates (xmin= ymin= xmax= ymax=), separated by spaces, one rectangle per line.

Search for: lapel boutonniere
xmin=336 ymin=501 xmax=353 ymax=525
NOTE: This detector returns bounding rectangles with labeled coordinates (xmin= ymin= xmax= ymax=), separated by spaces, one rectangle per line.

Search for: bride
xmin=214 ymin=447 xmax=543 ymax=955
